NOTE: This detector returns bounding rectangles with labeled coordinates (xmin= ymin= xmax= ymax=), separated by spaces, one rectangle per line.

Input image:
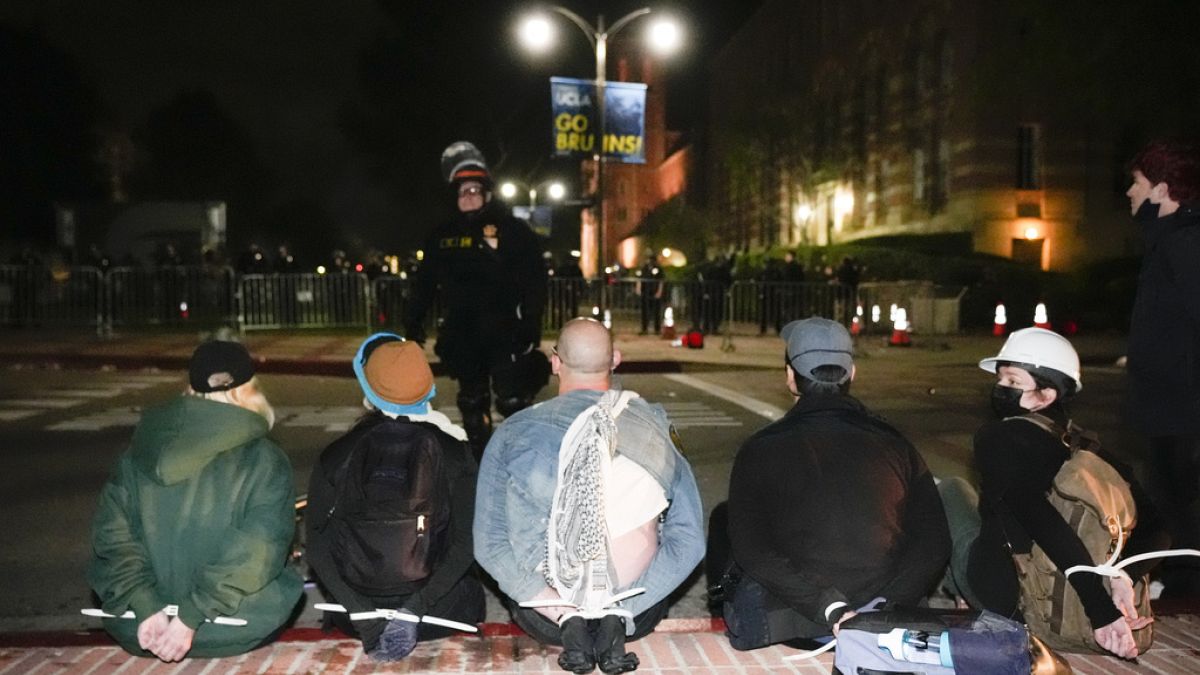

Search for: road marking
xmin=47 ymin=408 xmax=142 ymax=432
xmin=4 ymin=398 xmax=87 ymax=408
xmin=50 ymin=388 xmax=126 ymax=398
xmin=663 ymin=373 xmax=786 ymax=421
xmin=660 ymin=401 xmax=743 ymax=429
xmin=0 ymin=410 xmax=40 ymax=422
xmin=273 ymin=406 xmax=365 ymax=433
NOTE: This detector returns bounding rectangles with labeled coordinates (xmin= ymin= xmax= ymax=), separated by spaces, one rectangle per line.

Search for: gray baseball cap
xmin=781 ymin=318 xmax=854 ymax=384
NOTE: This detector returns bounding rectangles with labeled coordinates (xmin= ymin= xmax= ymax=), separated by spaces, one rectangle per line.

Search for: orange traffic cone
xmin=993 ymin=303 xmax=1008 ymax=337
xmin=889 ymin=307 xmax=912 ymax=347
xmin=1033 ymin=302 xmax=1051 ymax=329
xmin=661 ymin=307 xmax=676 ymax=340
xmin=850 ymin=315 xmax=862 ymax=336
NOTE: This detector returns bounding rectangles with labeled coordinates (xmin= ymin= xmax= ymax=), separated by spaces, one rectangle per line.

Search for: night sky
xmin=0 ymin=1 xmax=763 ymax=263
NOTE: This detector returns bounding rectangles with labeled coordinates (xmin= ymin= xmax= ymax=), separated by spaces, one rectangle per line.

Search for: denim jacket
xmin=474 ymin=388 xmax=705 ymax=617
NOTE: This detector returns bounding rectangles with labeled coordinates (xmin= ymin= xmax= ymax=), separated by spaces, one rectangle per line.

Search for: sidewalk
xmin=3 ymin=616 xmax=1200 ymax=674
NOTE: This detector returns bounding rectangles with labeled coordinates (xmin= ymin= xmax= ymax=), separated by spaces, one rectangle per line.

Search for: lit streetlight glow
xmin=519 ymin=16 xmax=554 ymax=51
xmin=499 ymin=182 xmax=519 ymax=200
xmin=834 ymin=190 xmax=855 ymax=215
xmin=647 ymin=18 xmax=681 ymax=54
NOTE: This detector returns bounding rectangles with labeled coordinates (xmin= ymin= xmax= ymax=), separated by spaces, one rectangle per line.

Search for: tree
xmin=0 ymin=25 xmax=105 ymax=245
xmin=130 ymin=89 xmax=273 ymax=249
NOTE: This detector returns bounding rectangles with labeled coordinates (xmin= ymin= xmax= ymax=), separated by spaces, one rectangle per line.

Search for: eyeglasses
xmin=458 ymin=186 xmax=484 ymax=197
xmin=551 ymin=345 xmax=559 ymax=357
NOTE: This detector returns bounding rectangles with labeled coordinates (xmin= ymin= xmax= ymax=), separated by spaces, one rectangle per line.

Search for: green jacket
xmin=87 ymin=396 xmax=303 ymax=657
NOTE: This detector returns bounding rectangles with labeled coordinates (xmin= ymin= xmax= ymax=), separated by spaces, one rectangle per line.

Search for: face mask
xmin=1134 ymin=198 xmax=1161 ymax=223
xmin=990 ymin=383 xmax=1030 ymax=419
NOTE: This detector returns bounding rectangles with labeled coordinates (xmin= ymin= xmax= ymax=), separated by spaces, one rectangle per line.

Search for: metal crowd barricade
xmin=106 ymin=266 xmax=235 ymax=332
xmin=0 ymin=265 xmax=105 ymax=333
xmin=543 ymin=278 xmax=732 ymax=335
xmin=238 ymin=272 xmax=371 ymax=331
xmin=855 ymin=281 xmax=964 ymax=334
xmin=725 ymin=281 xmax=856 ymax=335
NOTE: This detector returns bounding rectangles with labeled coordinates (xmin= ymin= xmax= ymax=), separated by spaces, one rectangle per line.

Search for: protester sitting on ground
xmin=305 ymin=333 xmax=483 ymax=661
xmin=711 ymin=317 xmax=950 ymax=651
xmin=87 ymin=340 xmax=303 ymax=661
xmin=474 ymin=318 xmax=705 ymax=674
xmin=938 ymin=327 xmax=1170 ymax=659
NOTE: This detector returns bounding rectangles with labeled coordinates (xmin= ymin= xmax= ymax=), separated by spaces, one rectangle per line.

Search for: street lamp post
xmin=499 ymin=179 xmax=567 ymax=210
xmin=519 ymin=6 xmax=679 ymax=280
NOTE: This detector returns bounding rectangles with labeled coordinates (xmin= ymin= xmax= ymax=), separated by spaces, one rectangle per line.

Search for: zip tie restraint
xmin=80 ymin=604 xmax=247 ymax=626
xmin=313 ymin=603 xmax=478 ymax=633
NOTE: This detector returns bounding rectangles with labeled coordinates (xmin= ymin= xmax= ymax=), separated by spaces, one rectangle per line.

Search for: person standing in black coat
xmin=405 ymin=142 xmax=548 ymax=457
xmin=1125 ymin=140 xmax=1200 ymax=596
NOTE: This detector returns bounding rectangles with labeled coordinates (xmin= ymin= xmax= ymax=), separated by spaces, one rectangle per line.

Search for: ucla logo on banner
xmin=548 ymin=76 xmax=647 ymax=164
xmin=554 ymin=89 xmax=591 ymax=107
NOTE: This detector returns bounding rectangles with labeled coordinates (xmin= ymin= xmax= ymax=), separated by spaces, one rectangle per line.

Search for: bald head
xmin=553 ymin=318 xmax=621 ymax=392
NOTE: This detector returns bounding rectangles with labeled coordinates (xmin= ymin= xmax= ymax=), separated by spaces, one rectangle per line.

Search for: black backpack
xmin=322 ymin=417 xmax=452 ymax=595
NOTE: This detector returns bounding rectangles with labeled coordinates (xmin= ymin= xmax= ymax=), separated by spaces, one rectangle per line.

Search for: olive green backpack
xmin=1007 ymin=413 xmax=1153 ymax=654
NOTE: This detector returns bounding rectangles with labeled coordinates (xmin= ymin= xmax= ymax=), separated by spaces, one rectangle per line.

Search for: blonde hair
xmin=188 ymin=377 xmax=276 ymax=429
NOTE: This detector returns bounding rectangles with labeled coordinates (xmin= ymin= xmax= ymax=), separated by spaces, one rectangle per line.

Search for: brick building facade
xmin=703 ymin=0 xmax=1182 ymax=271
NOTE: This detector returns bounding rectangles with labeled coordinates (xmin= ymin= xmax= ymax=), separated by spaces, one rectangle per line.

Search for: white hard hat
xmin=979 ymin=327 xmax=1082 ymax=392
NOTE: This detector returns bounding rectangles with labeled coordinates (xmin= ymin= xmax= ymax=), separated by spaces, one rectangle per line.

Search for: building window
xmin=913 ymin=149 xmax=926 ymax=202
xmin=1017 ymin=124 xmax=1041 ymax=189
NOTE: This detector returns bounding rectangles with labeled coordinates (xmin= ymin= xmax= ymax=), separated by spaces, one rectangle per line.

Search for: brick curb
xmin=0 ymin=619 xmax=728 ymax=649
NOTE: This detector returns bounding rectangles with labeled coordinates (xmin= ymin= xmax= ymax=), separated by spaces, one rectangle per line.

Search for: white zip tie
xmin=313 ymin=602 xmax=478 ymax=633
xmin=782 ymin=638 xmax=837 ymax=661
xmin=80 ymin=606 xmax=247 ymax=626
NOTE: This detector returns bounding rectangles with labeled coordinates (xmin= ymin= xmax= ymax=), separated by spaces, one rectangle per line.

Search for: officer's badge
xmin=482 ymin=224 xmax=498 ymax=239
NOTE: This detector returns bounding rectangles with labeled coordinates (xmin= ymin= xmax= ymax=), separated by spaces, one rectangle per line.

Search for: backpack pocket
xmin=335 ymin=513 xmax=433 ymax=593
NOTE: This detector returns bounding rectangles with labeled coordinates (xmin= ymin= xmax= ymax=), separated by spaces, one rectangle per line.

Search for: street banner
xmin=513 ymin=205 xmax=553 ymax=238
xmin=550 ymin=76 xmax=647 ymax=164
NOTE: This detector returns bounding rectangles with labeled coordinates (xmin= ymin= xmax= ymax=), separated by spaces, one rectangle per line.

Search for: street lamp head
xmin=519 ymin=14 xmax=554 ymax=52
xmin=646 ymin=17 xmax=682 ymax=55
xmin=546 ymin=182 xmax=566 ymax=200
xmin=499 ymin=182 xmax=519 ymax=200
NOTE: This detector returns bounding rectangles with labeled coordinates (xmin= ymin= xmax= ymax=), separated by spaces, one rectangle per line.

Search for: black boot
xmin=595 ymin=615 xmax=639 ymax=673
xmin=557 ymin=616 xmax=596 ymax=674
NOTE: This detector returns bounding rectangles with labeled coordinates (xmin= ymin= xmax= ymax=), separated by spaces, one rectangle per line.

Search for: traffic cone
xmin=850 ymin=315 xmax=862 ymax=336
xmin=993 ymin=303 xmax=1008 ymax=337
xmin=889 ymin=307 xmax=912 ymax=347
xmin=1033 ymin=302 xmax=1051 ymax=329
xmin=661 ymin=307 xmax=676 ymax=340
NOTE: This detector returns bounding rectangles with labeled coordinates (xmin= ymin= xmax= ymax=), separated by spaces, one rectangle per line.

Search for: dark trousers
xmin=505 ymin=596 xmax=669 ymax=646
xmin=1149 ymin=435 xmax=1200 ymax=592
xmin=640 ymin=297 xmax=662 ymax=333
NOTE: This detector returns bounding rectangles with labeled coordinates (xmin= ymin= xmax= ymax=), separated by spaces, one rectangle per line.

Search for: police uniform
xmin=405 ymin=143 xmax=548 ymax=456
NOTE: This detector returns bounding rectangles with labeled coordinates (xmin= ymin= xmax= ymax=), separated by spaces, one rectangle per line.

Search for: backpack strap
xmin=609 ymin=390 xmax=639 ymax=420
xmin=1006 ymin=413 xmax=1100 ymax=455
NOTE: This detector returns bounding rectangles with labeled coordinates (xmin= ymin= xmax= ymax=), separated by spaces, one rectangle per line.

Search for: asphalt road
xmin=0 ymin=357 xmax=1141 ymax=633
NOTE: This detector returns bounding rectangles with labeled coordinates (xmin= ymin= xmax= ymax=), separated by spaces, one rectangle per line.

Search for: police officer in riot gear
xmin=405 ymin=142 xmax=549 ymax=457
